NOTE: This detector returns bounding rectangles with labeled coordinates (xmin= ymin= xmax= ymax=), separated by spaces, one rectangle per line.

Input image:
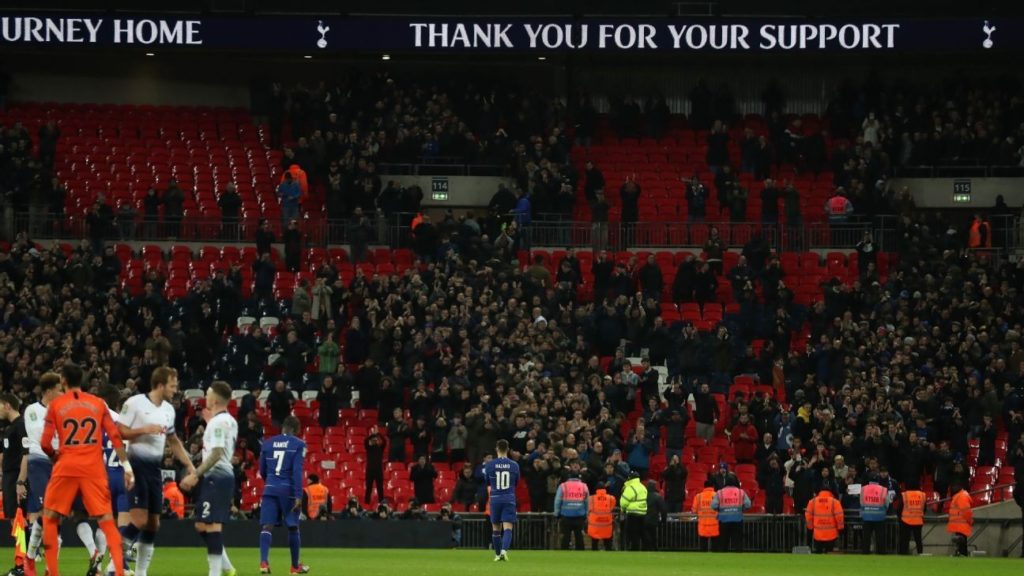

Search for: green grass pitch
xmin=44 ymin=548 xmax=1021 ymax=576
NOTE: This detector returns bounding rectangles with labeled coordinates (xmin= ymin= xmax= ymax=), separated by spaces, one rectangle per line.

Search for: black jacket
xmin=645 ymin=488 xmax=669 ymax=524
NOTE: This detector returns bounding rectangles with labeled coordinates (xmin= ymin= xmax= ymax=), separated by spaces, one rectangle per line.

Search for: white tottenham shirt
xmin=24 ymin=402 xmax=58 ymax=458
xmin=202 ymin=411 xmax=238 ymax=478
xmin=120 ymin=394 xmax=176 ymax=463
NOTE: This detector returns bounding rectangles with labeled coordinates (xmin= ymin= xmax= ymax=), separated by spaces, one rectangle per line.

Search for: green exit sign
xmin=953 ymin=179 xmax=971 ymax=203
xmin=431 ymin=177 xmax=449 ymax=201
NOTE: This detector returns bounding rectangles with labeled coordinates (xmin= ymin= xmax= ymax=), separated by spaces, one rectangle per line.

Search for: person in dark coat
xmin=218 ymin=182 xmax=242 ymax=239
xmin=758 ymin=454 xmax=786 ymax=514
xmin=693 ymin=262 xmax=718 ymax=305
xmin=592 ymin=251 xmax=614 ymax=302
xmin=386 ymin=407 xmax=410 ymax=463
xmin=256 ymin=218 xmax=276 ymax=257
xmin=252 ymin=253 xmax=276 ymax=301
xmin=584 ymin=161 xmax=606 ymax=206
xmin=637 ymin=255 xmax=663 ymax=301
xmin=644 ymin=480 xmax=668 ymax=551
xmin=364 ymin=428 xmax=386 ymax=504
xmin=162 ymin=178 xmax=184 ymax=238
xmin=451 ymin=463 xmax=481 ymax=511
xmin=660 ymin=454 xmax=688 ymax=513
xmin=143 ymin=186 xmax=161 ymax=237
xmin=410 ymin=455 xmax=439 ymax=504
xmin=354 ymin=360 xmax=382 ymax=410
xmin=283 ymin=219 xmax=303 ymax=272
xmin=620 ymin=177 xmax=641 ymax=247
xmin=672 ymin=256 xmax=697 ymax=303
xmin=267 ymin=379 xmax=293 ymax=428
xmin=317 ymin=376 xmax=341 ymax=428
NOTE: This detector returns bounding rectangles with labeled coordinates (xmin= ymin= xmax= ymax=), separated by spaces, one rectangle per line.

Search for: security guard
xmin=711 ymin=476 xmax=751 ymax=552
xmin=554 ymin=472 xmax=589 ymax=550
xmin=860 ymin=478 xmax=894 ymax=554
xmin=806 ymin=489 xmax=844 ymax=553
xmin=692 ymin=479 xmax=719 ymax=552
xmin=619 ymin=471 xmax=648 ymax=551
xmin=947 ymin=481 xmax=973 ymax=556
xmin=162 ymin=478 xmax=186 ymax=519
xmin=587 ymin=483 xmax=616 ymax=551
xmin=303 ymin=474 xmax=332 ymax=520
xmin=899 ymin=481 xmax=927 ymax=555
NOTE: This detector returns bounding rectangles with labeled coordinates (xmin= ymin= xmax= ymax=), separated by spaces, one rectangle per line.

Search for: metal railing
xmin=457 ymin=512 xmax=912 ymax=552
xmin=378 ymin=160 xmax=505 ymax=177
xmin=6 ymin=209 xmax=1020 ymax=254
xmin=895 ymin=165 xmax=1024 ymax=178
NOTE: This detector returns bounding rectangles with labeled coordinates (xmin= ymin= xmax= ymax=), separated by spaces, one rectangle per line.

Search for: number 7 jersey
xmin=259 ymin=434 xmax=306 ymax=499
xmin=41 ymin=390 xmax=124 ymax=478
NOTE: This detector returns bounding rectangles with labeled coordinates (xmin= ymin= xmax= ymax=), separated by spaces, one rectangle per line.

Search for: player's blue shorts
xmin=26 ymin=456 xmax=52 ymax=514
xmin=128 ymin=457 xmax=163 ymax=515
xmin=196 ymin=472 xmax=234 ymax=524
xmin=489 ymin=500 xmax=517 ymax=525
xmin=259 ymin=494 xmax=299 ymax=528
xmin=109 ymin=469 xmax=128 ymax=515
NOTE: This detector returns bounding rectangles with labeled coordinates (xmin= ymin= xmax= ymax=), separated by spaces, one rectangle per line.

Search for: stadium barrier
xmin=459 ymin=510 xmax=1022 ymax=555
xmin=10 ymin=211 xmax=1020 ymax=254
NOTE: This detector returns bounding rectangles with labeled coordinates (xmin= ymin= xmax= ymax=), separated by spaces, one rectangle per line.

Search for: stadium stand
xmin=0 ymin=71 xmax=1021 ymax=523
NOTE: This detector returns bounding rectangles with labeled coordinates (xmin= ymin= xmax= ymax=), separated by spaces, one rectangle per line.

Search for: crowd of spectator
xmin=1 ymin=200 xmax=1023 ymax=518
xmin=268 ymin=73 xmax=574 ymax=223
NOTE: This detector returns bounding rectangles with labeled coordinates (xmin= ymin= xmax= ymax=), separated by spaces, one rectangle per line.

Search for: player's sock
xmin=27 ymin=519 xmax=43 ymax=560
xmin=77 ymin=521 xmax=98 ymax=557
xmin=259 ymin=531 xmax=272 ymax=564
xmin=96 ymin=526 xmax=108 ymax=557
xmin=287 ymin=527 xmax=301 ymax=568
xmin=501 ymin=528 xmax=513 ymax=553
xmin=491 ymin=530 xmax=502 ymax=555
xmin=42 ymin=516 xmax=60 ymax=576
xmin=221 ymin=546 xmax=235 ymax=572
xmin=134 ymin=530 xmax=156 ymax=576
xmin=120 ymin=524 xmax=140 ymax=545
xmin=205 ymin=532 xmax=224 ymax=576
xmin=98 ymin=520 xmax=124 ymax=576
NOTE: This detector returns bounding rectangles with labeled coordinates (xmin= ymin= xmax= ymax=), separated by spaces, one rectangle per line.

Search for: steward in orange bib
xmin=805 ymin=489 xmax=844 ymax=553
xmin=303 ymin=475 xmax=331 ymax=520
xmin=691 ymin=479 xmax=719 ymax=552
xmin=587 ymin=484 xmax=616 ymax=551
xmin=968 ymin=214 xmax=991 ymax=250
xmin=162 ymin=479 xmax=185 ymax=519
xmin=899 ymin=482 xmax=927 ymax=555
xmin=947 ymin=482 xmax=973 ymax=556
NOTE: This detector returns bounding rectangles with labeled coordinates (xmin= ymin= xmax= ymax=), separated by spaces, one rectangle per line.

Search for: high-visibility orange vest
xmin=969 ymin=220 xmax=981 ymax=248
xmin=410 ymin=213 xmax=424 ymax=238
xmin=305 ymin=483 xmax=330 ymax=519
xmin=901 ymin=490 xmax=926 ymax=526
xmin=162 ymin=482 xmax=185 ymax=519
xmin=692 ymin=487 xmax=720 ymax=537
xmin=947 ymin=490 xmax=973 ymax=536
xmin=587 ymin=489 xmax=616 ymax=540
xmin=805 ymin=490 xmax=844 ymax=542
